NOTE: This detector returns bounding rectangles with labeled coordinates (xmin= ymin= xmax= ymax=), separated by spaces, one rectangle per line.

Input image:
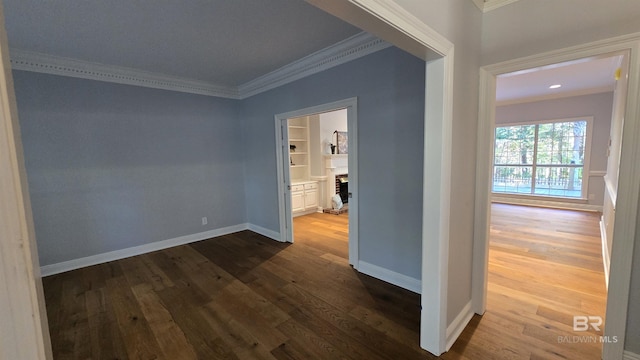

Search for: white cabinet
xmin=303 ymin=183 xmax=318 ymax=209
xmin=288 ymin=116 xmax=318 ymax=216
xmin=291 ymin=185 xmax=305 ymax=213
xmin=291 ymin=181 xmax=318 ymax=216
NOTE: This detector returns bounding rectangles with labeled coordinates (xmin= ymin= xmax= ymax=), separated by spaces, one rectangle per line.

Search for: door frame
xmin=2 ymin=0 xmax=457 ymax=357
xmin=302 ymin=1 xmax=455 ymax=355
xmin=0 ymin=3 xmax=52 ymax=359
xmin=274 ymin=97 xmax=359 ymax=266
xmin=473 ymin=33 xmax=640 ymax=359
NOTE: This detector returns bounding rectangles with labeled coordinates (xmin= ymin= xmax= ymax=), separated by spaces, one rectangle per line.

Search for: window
xmin=493 ymin=118 xmax=591 ymax=199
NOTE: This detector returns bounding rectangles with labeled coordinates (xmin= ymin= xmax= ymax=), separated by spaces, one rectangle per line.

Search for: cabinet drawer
xmin=304 ymin=182 xmax=318 ymax=190
xmin=291 ymin=184 xmax=304 ymax=192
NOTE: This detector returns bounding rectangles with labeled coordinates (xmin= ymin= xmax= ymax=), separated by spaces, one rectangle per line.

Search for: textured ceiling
xmin=3 ymin=0 xmax=362 ymax=87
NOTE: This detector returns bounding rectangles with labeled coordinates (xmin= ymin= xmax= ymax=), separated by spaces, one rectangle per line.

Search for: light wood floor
xmin=480 ymin=203 xmax=607 ymax=360
xmin=42 ymin=205 xmax=606 ymax=359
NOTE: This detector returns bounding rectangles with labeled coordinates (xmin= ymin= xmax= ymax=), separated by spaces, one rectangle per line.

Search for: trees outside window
xmin=493 ymin=119 xmax=589 ymax=198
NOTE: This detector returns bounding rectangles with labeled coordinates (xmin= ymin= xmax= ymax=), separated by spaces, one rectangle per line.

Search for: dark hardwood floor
xmin=43 ymin=205 xmax=606 ymax=359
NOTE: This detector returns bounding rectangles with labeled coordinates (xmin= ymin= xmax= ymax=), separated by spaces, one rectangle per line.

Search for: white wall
xmin=481 ymin=0 xmax=640 ymax=65
xmin=393 ymin=0 xmax=483 ymax=325
xmin=602 ymin=55 xmax=629 ymax=285
xmin=478 ymin=0 xmax=640 ymax=354
xmin=308 ymin=114 xmax=322 ymax=176
xmin=319 ymin=109 xmax=348 ymax=155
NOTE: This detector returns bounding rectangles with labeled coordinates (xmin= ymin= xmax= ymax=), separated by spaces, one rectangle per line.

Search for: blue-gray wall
xmin=496 ymin=92 xmax=614 ymax=206
xmin=242 ymin=47 xmax=425 ymax=279
xmin=15 ymin=46 xmax=425 ymax=281
xmin=14 ymin=72 xmax=246 ymax=266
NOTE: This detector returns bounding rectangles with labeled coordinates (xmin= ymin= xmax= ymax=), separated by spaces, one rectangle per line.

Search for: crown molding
xmin=349 ymin=0 xmax=453 ymax=57
xmin=496 ymin=85 xmax=615 ymax=106
xmin=9 ymin=32 xmax=390 ymax=100
xmin=471 ymin=0 xmax=485 ymax=11
xmin=471 ymin=0 xmax=521 ymax=13
xmin=237 ymin=32 xmax=390 ymax=99
xmin=9 ymin=50 xmax=240 ymax=99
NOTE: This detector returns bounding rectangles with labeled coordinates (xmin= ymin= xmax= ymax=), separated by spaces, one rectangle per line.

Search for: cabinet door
xmin=291 ymin=191 xmax=305 ymax=212
xmin=304 ymin=189 xmax=318 ymax=210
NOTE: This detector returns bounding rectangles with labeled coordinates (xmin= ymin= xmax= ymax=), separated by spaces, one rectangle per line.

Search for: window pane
xmin=536 ymin=121 xmax=587 ymax=165
xmin=492 ymin=166 xmax=533 ymax=194
xmin=533 ymin=166 xmax=583 ymax=198
xmin=494 ymin=125 xmax=535 ymax=165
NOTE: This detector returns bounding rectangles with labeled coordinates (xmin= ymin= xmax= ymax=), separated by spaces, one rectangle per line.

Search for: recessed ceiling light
xmin=549 ymin=84 xmax=562 ymax=89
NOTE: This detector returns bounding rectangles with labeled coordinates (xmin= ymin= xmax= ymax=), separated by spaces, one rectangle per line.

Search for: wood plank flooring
xmin=42 ymin=205 xmax=606 ymax=359
xmin=477 ymin=203 xmax=607 ymax=360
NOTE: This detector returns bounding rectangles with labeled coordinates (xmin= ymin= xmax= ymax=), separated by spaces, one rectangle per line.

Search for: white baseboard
xmin=292 ymin=208 xmax=318 ymax=217
xmin=600 ymin=217 xmax=610 ymax=290
xmin=357 ymin=260 xmax=421 ymax=294
xmin=41 ymin=223 xmax=281 ymax=276
xmin=446 ymin=300 xmax=474 ymax=351
xmin=625 ymin=351 xmax=640 ymax=360
xmin=492 ymin=196 xmax=603 ymax=212
xmin=247 ymin=223 xmax=282 ymax=242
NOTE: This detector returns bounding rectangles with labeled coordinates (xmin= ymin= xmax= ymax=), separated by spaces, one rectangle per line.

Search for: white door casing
xmin=275 ymin=97 xmax=359 ymax=269
xmin=0 ymin=3 xmax=53 ymax=358
xmin=473 ymin=34 xmax=640 ymax=359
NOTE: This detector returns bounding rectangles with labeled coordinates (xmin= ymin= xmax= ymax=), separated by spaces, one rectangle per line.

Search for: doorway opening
xmin=287 ymin=108 xmax=351 ymax=260
xmin=487 ymin=52 xmax=627 ymax=356
xmin=275 ymin=98 xmax=359 ymax=267
xmin=473 ymin=41 xmax=637 ymax=358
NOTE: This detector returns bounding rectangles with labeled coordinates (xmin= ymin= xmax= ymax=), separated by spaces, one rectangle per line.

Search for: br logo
xmin=573 ymin=316 xmax=603 ymax=332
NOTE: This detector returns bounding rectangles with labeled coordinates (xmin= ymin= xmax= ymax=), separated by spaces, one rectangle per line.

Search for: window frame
xmin=492 ymin=116 xmax=594 ymax=200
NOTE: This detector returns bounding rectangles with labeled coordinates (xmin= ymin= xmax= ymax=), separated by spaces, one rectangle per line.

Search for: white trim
xmin=470 ymin=0 xmax=523 ymax=13
xmin=239 ymin=32 xmax=390 ymax=98
xmin=247 ymin=223 xmax=282 ymax=242
xmin=481 ymin=34 xmax=640 ymax=75
xmin=349 ymin=0 xmax=453 ymax=56
xmin=604 ymin=174 xmax=618 ymax=209
xmin=470 ymin=0 xmax=485 ymax=11
xmin=482 ymin=0 xmax=523 ymax=12
xmin=472 ymin=67 xmax=496 ymax=315
xmin=9 ymin=32 xmax=390 ymax=100
xmin=624 ymin=351 xmax=640 ymax=360
xmin=589 ymin=170 xmax=607 ymax=177
xmin=292 ymin=208 xmax=319 ymax=218
xmin=274 ymin=98 xmax=359 ymax=267
xmin=600 ymin=217 xmax=610 ymax=289
xmin=10 ymin=49 xmax=240 ymax=99
xmin=496 ymin=86 xmax=614 ymax=106
xmin=492 ymin=196 xmax=603 ymax=212
xmin=473 ymin=32 xmax=640 ymax=359
xmin=346 ymin=1 xmax=453 ymax=354
xmin=445 ymin=301 xmax=474 ymax=351
xmin=420 ymin=54 xmax=453 ymax=355
xmin=357 ymin=260 xmax=421 ymax=294
xmin=40 ymin=224 xmax=248 ymax=276
xmin=0 ymin=7 xmax=52 ymax=357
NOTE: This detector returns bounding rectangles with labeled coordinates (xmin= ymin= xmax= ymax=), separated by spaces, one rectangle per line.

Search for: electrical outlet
xmin=202 ymin=217 xmax=208 ymax=225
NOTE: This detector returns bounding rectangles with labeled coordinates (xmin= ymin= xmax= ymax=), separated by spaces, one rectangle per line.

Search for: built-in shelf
xmin=288 ymin=115 xmax=319 ymax=216
xmin=289 ymin=116 xmax=310 ymax=181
